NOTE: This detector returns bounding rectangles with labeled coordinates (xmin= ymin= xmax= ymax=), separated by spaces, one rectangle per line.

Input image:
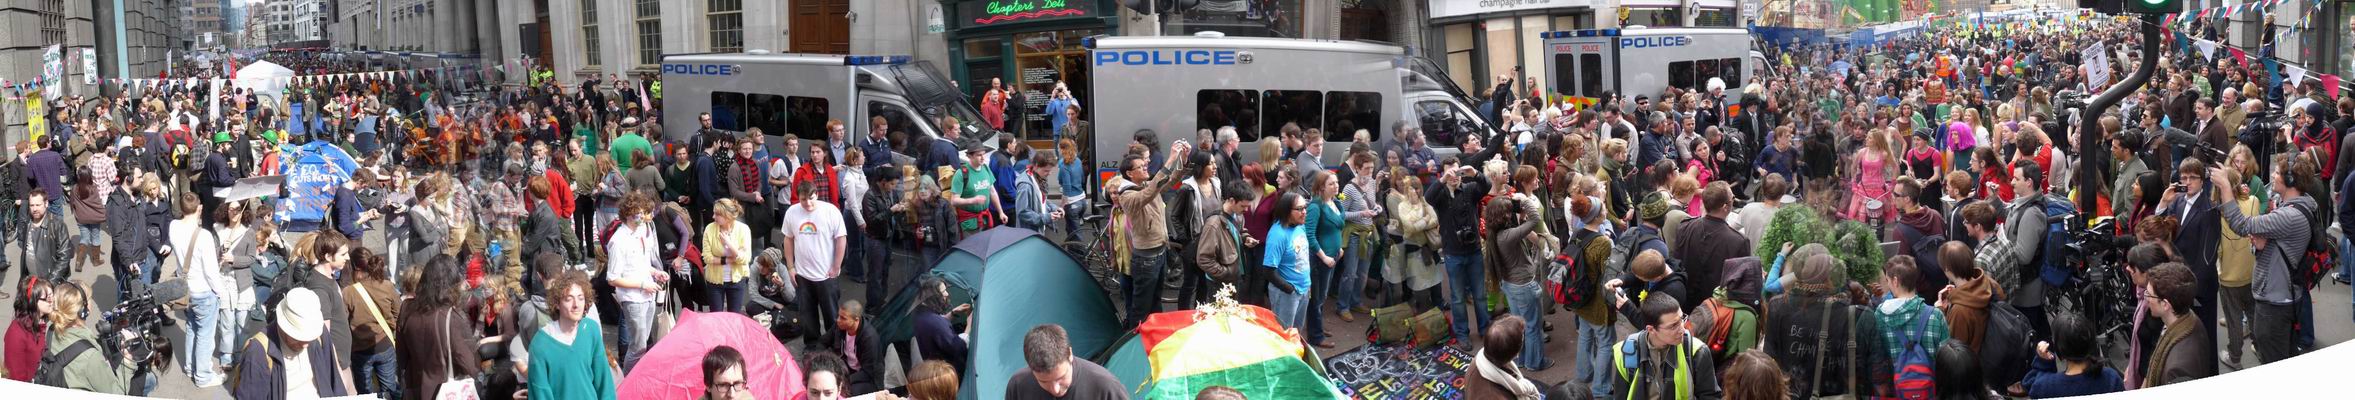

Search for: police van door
xmin=1549 ymin=36 xmax=1615 ymax=112
xmin=861 ymin=93 xmax=938 ymax=164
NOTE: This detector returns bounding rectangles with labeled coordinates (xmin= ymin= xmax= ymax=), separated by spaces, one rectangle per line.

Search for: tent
xmin=271 ymin=140 xmax=358 ymax=227
xmin=232 ymin=60 xmax=293 ymax=106
xmin=619 ymin=310 xmax=806 ymax=400
xmin=1129 ymin=304 xmax=1345 ymax=399
xmin=930 ymin=228 xmax=1127 ymax=399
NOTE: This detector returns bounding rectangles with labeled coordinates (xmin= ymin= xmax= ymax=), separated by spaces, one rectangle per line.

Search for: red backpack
xmin=1893 ymin=315 xmax=1938 ymax=400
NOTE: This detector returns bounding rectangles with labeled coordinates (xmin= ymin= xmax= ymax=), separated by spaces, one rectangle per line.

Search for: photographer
xmin=44 ymin=282 xmax=137 ymax=395
xmin=2209 ymin=155 xmax=2317 ymax=365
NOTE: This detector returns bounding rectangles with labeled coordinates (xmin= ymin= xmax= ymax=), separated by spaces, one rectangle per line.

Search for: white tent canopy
xmin=233 ymin=60 xmax=294 ymax=107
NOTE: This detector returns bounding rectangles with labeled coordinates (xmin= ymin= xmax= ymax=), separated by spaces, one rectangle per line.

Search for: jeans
xmin=863 ymin=234 xmax=894 ymax=310
xmin=353 ymin=346 xmax=399 ymax=398
xmin=2294 ymin=288 xmax=2316 ymax=351
xmin=1269 ymin=283 xmax=1307 ymax=329
xmin=2253 ymin=300 xmax=2299 ymax=364
xmin=1124 ymin=247 xmax=1168 ymax=327
xmin=1336 ymin=240 xmax=1372 ymax=313
xmin=1061 ymin=200 xmax=1089 ymax=240
xmin=1502 ymin=281 xmax=1548 ymax=368
xmin=1575 ymin=318 xmax=1615 ymax=398
xmin=707 ymin=280 xmax=747 ymax=314
xmin=183 ymin=293 xmax=222 ymax=385
xmin=1444 ymin=253 xmax=1489 ymax=343
xmin=798 ymin=275 xmax=841 ymax=343
xmin=218 ymin=306 xmax=243 ymax=368
xmin=619 ymin=300 xmax=656 ymax=372
xmin=1307 ymin=255 xmax=1334 ymax=343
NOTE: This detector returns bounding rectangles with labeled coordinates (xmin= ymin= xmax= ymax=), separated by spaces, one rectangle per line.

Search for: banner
xmin=25 ymin=92 xmax=44 ymax=144
xmin=43 ymin=45 xmax=62 ymax=100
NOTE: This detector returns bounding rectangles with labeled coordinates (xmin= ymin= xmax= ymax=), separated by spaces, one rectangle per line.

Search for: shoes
xmin=1339 ymin=310 xmax=1357 ymax=323
xmin=1311 ymin=340 xmax=1337 ymax=349
xmin=194 ymin=377 xmax=224 ymax=388
xmin=2219 ymin=350 xmax=2242 ymax=370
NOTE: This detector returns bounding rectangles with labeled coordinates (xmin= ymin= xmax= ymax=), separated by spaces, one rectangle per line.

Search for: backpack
xmin=1547 ymin=230 xmax=1607 ymax=308
xmin=34 ymin=338 xmax=106 ymax=387
xmin=1978 ymin=303 xmax=2036 ymax=389
xmin=2279 ymin=202 xmax=2336 ymax=291
xmin=2032 ymin=194 xmax=2079 ymax=288
xmin=1366 ymin=303 xmax=1416 ymax=345
xmin=1611 ymin=228 xmax=1668 ymax=280
xmin=1698 ymin=293 xmax=1758 ymax=366
xmin=1893 ymin=314 xmax=1938 ymax=400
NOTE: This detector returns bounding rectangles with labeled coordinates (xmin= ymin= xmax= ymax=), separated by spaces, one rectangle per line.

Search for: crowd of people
xmin=0 ymin=13 xmax=2346 ymax=400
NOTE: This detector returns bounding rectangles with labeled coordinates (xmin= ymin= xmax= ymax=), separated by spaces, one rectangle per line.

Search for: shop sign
xmin=1430 ymin=0 xmax=1596 ymax=19
xmin=956 ymin=0 xmax=1101 ymax=30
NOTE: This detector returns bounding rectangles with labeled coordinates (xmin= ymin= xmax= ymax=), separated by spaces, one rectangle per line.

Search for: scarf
xmin=2143 ymin=312 xmax=2200 ymax=389
xmin=1472 ymin=349 xmax=1542 ymax=400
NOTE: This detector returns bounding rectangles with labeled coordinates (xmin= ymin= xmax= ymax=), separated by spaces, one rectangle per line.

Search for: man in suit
xmin=2168 ymin=78 xmax=2200 ymax=133
xmin=831 ymin=300 xmax=886 ymax=395
xmin=2155 ymin=157 xmax=2222 ymax=353
xmin=2195 ymin=98 xmax=2231 ymax=160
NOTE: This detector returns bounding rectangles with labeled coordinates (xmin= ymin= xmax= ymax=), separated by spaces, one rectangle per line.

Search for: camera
xmin=98 ymin=292 xmax=176 ymax=369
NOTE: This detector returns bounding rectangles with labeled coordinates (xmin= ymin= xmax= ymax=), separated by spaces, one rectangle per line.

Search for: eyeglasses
xmin=708 ymin=380 xmax=749 ymax=394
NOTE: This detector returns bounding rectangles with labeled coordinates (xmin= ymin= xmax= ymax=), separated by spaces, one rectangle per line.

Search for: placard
xmin=1322 ymin=344 xmax=1474 ymax=400
xmin=2081 ymin=42 xmax=2111 ymax=89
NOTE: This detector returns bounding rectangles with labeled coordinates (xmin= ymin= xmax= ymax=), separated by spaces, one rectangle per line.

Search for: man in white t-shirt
xmin=782 ymin=180 xmax=849 ymax=340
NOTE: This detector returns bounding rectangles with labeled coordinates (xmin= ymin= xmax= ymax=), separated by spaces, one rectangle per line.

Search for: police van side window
xmin=1262 ymin=90 xmax=1324 ymax=136
xmin=1668 ymin=61 xmax=1694 ymax=93
xmin=1717 ymin=58 xmax=1742 ymax=89
xmin=1197 ymin=89 xmax=1262 ymax=141
xmin=712 ymin=92 xmax=748 ymax=131
xmin=1323 ymin=92 xmax=1381 ymax=142
xmin=870 ymin=102 xmax=920 ymax=143
xmin=748 ymin=95 xmax=829 ymax=142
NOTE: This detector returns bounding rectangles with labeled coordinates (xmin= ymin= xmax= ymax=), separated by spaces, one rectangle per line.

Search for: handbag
xmin=435 ymin=313 xmax=481 ymax=400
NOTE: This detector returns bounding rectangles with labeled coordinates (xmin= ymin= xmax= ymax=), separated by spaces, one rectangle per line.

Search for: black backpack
xmin=1978 ymin=303 xmax=2036 ymax=390
xmin=34 ymin=338 xmax=109 ymax=387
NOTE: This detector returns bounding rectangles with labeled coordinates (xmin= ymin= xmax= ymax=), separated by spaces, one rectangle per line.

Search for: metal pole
xmin=2075 ymin=13 xmax=2162 ymax=265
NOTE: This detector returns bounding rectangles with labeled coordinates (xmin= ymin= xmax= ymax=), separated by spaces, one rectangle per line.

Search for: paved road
xmin=3 ymin=228 xmax=2347 ymax=398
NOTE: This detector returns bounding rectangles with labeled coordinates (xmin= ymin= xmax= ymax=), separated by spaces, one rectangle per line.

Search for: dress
xmin=1848 ymin=150 xmax=1895 ymax=221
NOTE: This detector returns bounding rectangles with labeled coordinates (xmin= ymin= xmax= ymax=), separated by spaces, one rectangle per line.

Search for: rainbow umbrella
xmin=1131 ymin=291 xmax=1345 ymax=399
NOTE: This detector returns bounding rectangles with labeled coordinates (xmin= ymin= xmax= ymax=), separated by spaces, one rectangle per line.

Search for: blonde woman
xmin=46 ymin=282 xmax=133 ymax=394
xmin=702 ymin=198 xmax=754 ymax=314
xmin=1847 ymin=127 xmax=1897 ymax=223
xmin=1384 ymin=174 xmax=1442 ymax=308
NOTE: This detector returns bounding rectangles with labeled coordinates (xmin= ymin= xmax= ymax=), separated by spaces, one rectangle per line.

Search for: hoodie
xmin=1875 ymin=297 xmax=1951 ymax=364
xmin=1894 ymin=207 xmax=1950 ymax=290
xmin=1938 ymin=274 xmax=2001 ymax=352
xmin=2216 ymin=194 xmax=2315 ymax=304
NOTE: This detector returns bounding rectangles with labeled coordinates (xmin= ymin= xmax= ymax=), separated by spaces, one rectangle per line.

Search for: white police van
xmin=1542 ymin=27 xmax=1758 ymax=109
xmin=660 ymin=51 xmax=994 ymax=155
xmin=1085 ymin=32 xmax=1489 ymax=169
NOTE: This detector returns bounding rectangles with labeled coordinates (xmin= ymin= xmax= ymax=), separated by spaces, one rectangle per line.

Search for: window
xmin=1579 ymin=54 xmax=1604 ymax=97
xmin=1444 ymin=24 xmax=1476 ymax=92
xmin=1669 ymin=60 xmax=1694 ymax=92
xmin=1417 ymin=100 xmax=1477 ymax=149
xmin=1196 ymin=89 xmax=1261 ymax=141
xmin=711 ymin=92 xmax=747 ymax=131
xmin=1717 ymin=58 xmax=1743 ymax=90
xmin=1261 ymin=90 xmax=1324 ymax=135
xmin=869 ymin=101 xmax=924 ymax=144
xmin=708 ymin=0 xmax=742 ymax=53
xmin=750 ymin=95 xmax=830 ymax=142
xmin=636 ymin=0 xmax=661 ymax=66
xmin=1323 ymin=92 xmax=1382 ymax=141
xmin=582 ymin=0 xmax=600 ymax=65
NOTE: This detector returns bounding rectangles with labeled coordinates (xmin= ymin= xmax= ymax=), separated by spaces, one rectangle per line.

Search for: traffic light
xmin=2127 ymin=0 xmax=2181 ymax=14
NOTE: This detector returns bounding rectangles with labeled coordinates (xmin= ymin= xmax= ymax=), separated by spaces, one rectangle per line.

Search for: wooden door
xmin=790 ymin=0 xmax=850 ymax=54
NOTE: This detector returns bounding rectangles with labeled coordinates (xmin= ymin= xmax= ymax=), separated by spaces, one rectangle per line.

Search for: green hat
xmin=1638 ymin=192 xmax=1671 ymax=222
xmin=214 ymin=131 xmax=233 ymax=144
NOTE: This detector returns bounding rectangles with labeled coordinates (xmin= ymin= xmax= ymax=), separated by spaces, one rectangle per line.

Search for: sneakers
xmin=2219 ymin=350 xmax=2242 ymax=371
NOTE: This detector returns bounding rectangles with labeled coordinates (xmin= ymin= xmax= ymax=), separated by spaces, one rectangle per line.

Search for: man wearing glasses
xmin=2154 ymin=157 xmax=2222 ymax=353
xmin=1608 ymin=295 xmax=1721 ymax=400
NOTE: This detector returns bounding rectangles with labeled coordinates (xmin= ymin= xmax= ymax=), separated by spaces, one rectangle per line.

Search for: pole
xmin=2075 ymin=13 xmax=2162 ymax=267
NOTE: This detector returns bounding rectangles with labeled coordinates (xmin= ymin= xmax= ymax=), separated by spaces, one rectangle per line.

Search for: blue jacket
xmin=693 ymin=154 xmax=725 ymax=208
xmin=230 ymin=327 xmax=351 ymax=400
xmin=1012 ymin=173 xmax=1051 ymax=230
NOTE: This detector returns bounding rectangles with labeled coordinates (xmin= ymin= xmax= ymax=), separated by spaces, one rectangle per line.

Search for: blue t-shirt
xmin=1262 ymin=222 xmax=1312 ymax=290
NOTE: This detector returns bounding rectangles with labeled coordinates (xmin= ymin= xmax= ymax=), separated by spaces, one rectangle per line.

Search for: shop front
xmin=943 ymin=0 xmax=1119 ymax=142
xmin=1429 ymin=0 xmax=1598 ymax=102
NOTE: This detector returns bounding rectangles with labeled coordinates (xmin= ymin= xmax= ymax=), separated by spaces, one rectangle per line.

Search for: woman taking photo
xmin=527 ymin=269 xmax=618 ymax=400
xmin=395 ymin=255 xmax=481 ymax=400
xmin=703 ymin=198 xmax=754 ymax=314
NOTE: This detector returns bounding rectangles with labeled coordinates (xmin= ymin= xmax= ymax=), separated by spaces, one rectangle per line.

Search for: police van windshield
xmin=1407 ymin=56 xmax=1474 ymax=102
xmin=886 ymin=62 xmax=995 ymax=138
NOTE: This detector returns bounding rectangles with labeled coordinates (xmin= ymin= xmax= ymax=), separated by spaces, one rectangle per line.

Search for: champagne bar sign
xmin=959 ymin=0 xmax=1099 ymax=29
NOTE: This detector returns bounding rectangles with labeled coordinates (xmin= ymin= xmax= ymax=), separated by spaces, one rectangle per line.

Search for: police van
xmin=660 ymin=51 xmax=993 ymax=155
xmin=1086 ymin=32 xmax=1490 ymax=168
xmin=1542 ymin=27 xmax=1758 ymax=109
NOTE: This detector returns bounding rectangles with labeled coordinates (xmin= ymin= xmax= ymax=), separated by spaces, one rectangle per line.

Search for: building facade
xmin=526 ymin=0 xmax=948 ymax=86
xmin=1420 ymin=0 xmax=1747 ymax=97
xmin=265 ymin=0 xmax=328 ymax=47
xmin=184 ymin=0 xmax=226 ymax=50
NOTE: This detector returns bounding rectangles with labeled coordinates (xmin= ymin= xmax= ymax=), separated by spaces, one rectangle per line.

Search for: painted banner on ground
xmin=1323 ymin=344 xmax=1475 ymax=400
xmin=272 ymin=141 xmax=357 ymax=226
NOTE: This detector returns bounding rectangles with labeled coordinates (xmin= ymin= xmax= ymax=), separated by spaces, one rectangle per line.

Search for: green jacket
xmin=47 ymin=325 xmax=132 ymax=395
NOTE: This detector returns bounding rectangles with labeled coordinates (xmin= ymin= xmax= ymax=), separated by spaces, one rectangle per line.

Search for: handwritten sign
xmin=1322 ymin=345 xmax=1474 ymax=400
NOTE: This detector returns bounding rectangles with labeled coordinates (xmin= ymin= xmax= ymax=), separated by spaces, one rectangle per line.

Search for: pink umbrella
xmin=619 ymin=310 xmax=807 ymax=400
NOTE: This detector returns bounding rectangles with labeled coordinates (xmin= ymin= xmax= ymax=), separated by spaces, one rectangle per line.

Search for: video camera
xmin=98 ymin=292 xmax=176 ymax=369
